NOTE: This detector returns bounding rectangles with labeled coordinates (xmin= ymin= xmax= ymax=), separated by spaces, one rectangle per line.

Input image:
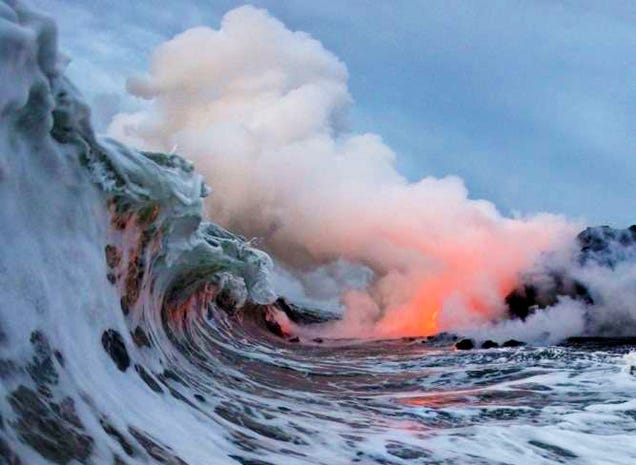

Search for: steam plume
xmin=109 ymin=6 xmax=577 ymax=337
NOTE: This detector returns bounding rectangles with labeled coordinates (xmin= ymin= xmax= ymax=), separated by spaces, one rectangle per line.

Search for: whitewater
xmin=1 ymin=2 xmax=636 ymax=464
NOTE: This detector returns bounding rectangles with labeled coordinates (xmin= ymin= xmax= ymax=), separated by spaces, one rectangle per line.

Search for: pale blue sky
xmin=33 ymin=0 xmax=636 ymax=226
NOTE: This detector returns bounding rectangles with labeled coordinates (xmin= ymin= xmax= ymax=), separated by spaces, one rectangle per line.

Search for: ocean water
xmin=1 ymin=2 xmax=636 ymax=464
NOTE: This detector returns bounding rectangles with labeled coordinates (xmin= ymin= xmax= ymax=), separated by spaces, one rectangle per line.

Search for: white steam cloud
xmin=109 ymin=6 xmax=578 ymax=337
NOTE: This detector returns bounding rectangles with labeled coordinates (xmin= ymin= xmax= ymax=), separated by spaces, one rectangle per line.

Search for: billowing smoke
xmin=109 ymin=6 xmax=578 ymax=337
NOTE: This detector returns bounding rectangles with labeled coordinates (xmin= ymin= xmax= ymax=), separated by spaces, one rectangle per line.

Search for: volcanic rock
xmin=561 ymin=337 xmax=636 ymax=349
xmin=502 ymin=339 xmax=525 ymax=348
xmin=505 ymin=278 xmax=592 ymax=321
xmin=481 ymin=340 xmax=499 ymax=349
xmin=454 ymin=339 xmax=475 ymax=350
xmin=275 ymin=297 xmax=338 ymax=324
xmin=505 ymin=225 xmax=636 ymax=321
xmin=578 ymin=225 xmax=636 ymax=267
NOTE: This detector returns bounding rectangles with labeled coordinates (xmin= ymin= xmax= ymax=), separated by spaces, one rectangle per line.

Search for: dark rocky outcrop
xmin=505 ymin=225 xmax=636 ymax=320
xmin=560 ymin=336 xmax=636 ymax=349
xmin=481 ymin=340 xmax=499 ymax=349
xmin=501 ymin=339 xmax=525 ymax=348
xmin=421 ymin=332 xmax=459 ymax=346
xmin=578 ymin=225 xmax=636 ymax=267
xmin=505 ymin=275 xmax=592 ymax=320
xmin=454 ymin=339 xmax=475 ymax=350
xmin=275 ymin=297 xmax=338 ymax=325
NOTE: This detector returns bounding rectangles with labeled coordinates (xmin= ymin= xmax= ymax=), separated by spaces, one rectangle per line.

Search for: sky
xmin=31 ymin=0 xmax=636 ymax=227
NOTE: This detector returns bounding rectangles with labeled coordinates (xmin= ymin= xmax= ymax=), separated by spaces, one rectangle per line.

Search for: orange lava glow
xmin=367 ymin=218 xmax=574 ymax=338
